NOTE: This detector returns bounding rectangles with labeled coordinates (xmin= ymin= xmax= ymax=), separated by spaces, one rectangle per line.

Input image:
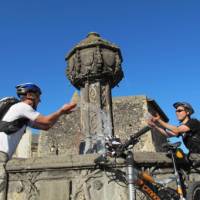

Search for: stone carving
xmin=101 ymin=85 xmax=107 ymax=109
xmin=66 ymin=32 xmax=123 ymax=89
xmin=14 ymin=172 xmax=40 ymax=200
xmin=89 ymin=84 xmax=97 ymax=103
xmin=72 ymin=170 xmax=102 ymax=200
xmin=93 ymin=180 xmax=103 ymax=191
xmin=75 ymin=50 xmax=81 ymax=75
xmin=93 ymin=46 xmax=103 ymax=73
xmin=72 ymin=169 xmax=128 ymax=200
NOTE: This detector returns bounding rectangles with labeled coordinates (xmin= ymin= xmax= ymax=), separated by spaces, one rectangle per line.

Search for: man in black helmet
xmin=0 ymin=83 xmax=76 ymax=199
xmin=148 ymin=102 xmax=200 ymax=154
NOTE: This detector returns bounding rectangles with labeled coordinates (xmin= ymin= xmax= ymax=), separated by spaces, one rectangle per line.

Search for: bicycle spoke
xmin=135 ymin=189 xmax=151 ymax=200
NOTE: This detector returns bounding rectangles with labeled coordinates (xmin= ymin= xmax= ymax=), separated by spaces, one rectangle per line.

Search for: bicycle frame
xmin=126 ymin=150 xmax=188 ymax=200
xmin=94 ymin=126 xmax=188 ymax=200
xmin=170 ymin=148 xmax=185 ymax=200
xmin=125 ymin=145 xmax=187 ymax=200
xmin=126 ymin=150 xmax=161 ymax=200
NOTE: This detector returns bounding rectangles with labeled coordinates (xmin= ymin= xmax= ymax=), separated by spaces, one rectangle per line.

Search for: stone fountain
xmin=66 ymin=32 xmax=123 ymax=154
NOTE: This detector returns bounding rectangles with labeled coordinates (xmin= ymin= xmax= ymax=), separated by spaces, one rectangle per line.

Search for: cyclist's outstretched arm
xmin=32 ymin=102 xmax=76 ymax=130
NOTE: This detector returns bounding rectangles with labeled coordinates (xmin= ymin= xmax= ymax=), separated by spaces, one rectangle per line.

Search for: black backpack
xmin=0 ymin=97 xmax=29 ymax=135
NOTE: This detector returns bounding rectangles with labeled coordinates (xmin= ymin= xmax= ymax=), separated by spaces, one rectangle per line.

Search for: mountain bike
xmin=94 ymin=126 xmax=200 ymax=200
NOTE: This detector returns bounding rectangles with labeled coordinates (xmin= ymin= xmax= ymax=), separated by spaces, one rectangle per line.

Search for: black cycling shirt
xmin=182 ymin=118 xmax=200 ymax=153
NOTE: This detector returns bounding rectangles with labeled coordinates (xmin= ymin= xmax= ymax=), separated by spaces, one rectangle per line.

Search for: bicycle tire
xmin=157 ymin=187 xmax=179 ymax=200
xmin=186 ymin=181 xmax=200 ymax=200
xmin=134 ymin=188 xmax=151 ymax=200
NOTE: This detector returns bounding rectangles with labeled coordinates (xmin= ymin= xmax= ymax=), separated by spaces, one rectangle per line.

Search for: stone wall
xmin=112 ymin=96 xmax=168 ymax=152
xmin=38 ymin=109 xmax=81 ymax=157
xmin=5 ymin=95 xmax=200 ymax=200
xmin=38 ymin=95 xmax=168 ymax=157
xmin=6 ymin=152 xmax=200 ymax=200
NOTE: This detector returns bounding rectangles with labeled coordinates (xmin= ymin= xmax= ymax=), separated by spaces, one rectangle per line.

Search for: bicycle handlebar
xmin=121 ymin=126 xmax=151 ymax=150
xmin=94 ymin=126 xmax=151 ymax=164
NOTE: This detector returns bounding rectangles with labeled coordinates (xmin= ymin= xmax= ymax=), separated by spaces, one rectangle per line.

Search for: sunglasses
xmin=176 ymin=109 xmax=185 ymax=113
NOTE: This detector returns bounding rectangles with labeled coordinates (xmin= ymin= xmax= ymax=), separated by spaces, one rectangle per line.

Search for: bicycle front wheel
xmin=186 ymin=181 xmax=200 ymax=200
xmin=134 ymin=188 xmax=151 ymax=200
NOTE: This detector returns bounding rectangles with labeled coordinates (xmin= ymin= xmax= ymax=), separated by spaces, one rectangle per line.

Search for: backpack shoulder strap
xmin=0 ymin=118 xmax=29 ymax=135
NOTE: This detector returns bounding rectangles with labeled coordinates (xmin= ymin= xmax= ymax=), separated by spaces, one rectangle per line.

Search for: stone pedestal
xmin=80 ymin=81 xmax=114 ymax=153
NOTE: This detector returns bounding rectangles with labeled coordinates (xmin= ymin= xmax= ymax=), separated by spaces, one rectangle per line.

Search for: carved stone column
xmin=66 ymin=32 xmax=124 ymax=153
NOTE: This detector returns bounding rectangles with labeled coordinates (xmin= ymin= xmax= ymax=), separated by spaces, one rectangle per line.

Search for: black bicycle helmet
xmin=173 ymin=102 xmax=194 ymax=115
xmin=16 ymin=83 xmax=42 ymax=97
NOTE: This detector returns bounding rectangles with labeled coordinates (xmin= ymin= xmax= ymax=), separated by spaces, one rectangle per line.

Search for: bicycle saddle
xmin=162 ymin=141 xmax=181 ymax=150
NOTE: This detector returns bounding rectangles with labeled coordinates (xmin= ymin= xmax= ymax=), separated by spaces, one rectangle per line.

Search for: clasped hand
xmin=147 ymin=113 xmax=161 ymax=127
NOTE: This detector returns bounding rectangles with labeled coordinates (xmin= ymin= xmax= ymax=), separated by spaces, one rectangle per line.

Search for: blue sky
xmin=1 ymin=1 xmax=200 ymax=150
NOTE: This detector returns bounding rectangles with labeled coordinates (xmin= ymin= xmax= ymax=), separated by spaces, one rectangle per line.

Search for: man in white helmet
xmin=0 ymin=83 xmax=76 ymax=199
